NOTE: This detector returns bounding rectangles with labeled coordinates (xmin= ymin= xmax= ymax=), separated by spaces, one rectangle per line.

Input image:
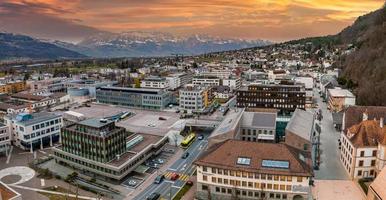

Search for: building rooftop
xmin=195 ymin=140 xmax=312 ymax=176
xmin=369 ymin=167 xmax=386 ymax=199
xmin=286 ymin=109 xmax=314 ymax=141
xmin=343 ymin=106 xmax=386 ymax=134
xmin=78 ymin=118 xmax=114 ymax=129
xmin=347 ymin=119 xmax=386 ymax=147
xmin=210 ymin=108 xmax=244 ymax=139
xmin=328 ymin=89 xmax=355 ymax=98
xmin=241 ymin=111 xmax=276 ymax=128
xmin=99 ymin=86 xmax=166 ymax=95
xmin=9 ymin=112 xmax=61 ymax=126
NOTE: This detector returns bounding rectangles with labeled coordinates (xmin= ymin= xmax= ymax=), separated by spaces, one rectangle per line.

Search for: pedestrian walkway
xmin=164 ymin=172 xmax=190 ymax=181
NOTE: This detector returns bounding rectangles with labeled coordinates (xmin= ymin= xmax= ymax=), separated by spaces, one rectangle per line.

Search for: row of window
xmin=24 ymin=126 xmax=60 ymax=140
xmin=202 ymin=185 xmax=289 ymax=199
xmin=202 ymin=167 xmax=303 ymax=182
xmin=32 ymin=118 xmax=62 ymax=131
xmin=242 ymin=129 xmax=274 ymax=135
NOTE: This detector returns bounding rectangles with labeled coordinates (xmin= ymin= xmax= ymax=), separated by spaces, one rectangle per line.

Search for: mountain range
xmin=0 ymin=31 xmax=271 ymax=61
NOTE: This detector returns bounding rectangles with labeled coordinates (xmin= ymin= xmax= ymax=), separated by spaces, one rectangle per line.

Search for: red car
xmin=170 ymin=173 xmax=180 ymax=181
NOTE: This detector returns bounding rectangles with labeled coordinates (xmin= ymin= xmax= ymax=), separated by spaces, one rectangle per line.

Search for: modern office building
xmin=179 ymin=85 xmax=214 ymax=112
xmin=0 ymin=123 xmax=11 ymax=156
xmin=195 ymin=140 xmax=313 ymax=200
xmin=236 ymin=83 xmax=306 ymax=115
xmin=96 ymin=86 xmax=172 ymax=110
xmin=327 ymin=88 xmax=356 ymax=112
xmin=140 ymin=76 xmax=169 ymax=89
xmin=222 ymin=77 xmax=241 ymax=90
xmin=5 ymin=112 xmax=63 ymax=151
xmin=193 ymin=76 xmax=221 ymax=86
xmin=53 ymin=118 xmax=168 ymax=182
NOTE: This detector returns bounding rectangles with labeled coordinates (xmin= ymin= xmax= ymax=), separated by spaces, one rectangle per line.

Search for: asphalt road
xmin=133 ymin=133 xmax=209 ymax=200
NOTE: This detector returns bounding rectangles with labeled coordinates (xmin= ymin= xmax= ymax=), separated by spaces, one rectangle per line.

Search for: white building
xmin=179 ymin=85 xmax=213 ymax=111
xmin=222 ymin=77 xmax=241 ymax=90
xmin=166 ymin=73 xmax=193 ymax=90
xmin=140 ymin=76 xmax=169 ymax=89
xmin=201 ymin=69 xmax=232 ymax=79
xmin=193 ymin=76 xmax=220 ymax=86
xmin=195 ymin=140 xmax=313 ymax=200
xmin=5 ymin=112 xmax=63 ymax=151
xmin=0 ymin=123 xmax=11 ymax=156
xmin=295 ymin=77 xmax=314 ymax=108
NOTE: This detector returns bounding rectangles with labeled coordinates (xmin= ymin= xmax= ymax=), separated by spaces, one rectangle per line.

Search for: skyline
xmin=0 ymin=0 xmax=384 ymax=43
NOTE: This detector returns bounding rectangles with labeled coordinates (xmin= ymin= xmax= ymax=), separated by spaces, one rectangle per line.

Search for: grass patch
xmin=173 ymin=184 xmax=192 ymax=200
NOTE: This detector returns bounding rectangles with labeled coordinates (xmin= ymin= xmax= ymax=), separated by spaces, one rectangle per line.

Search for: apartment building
xmin=222 ymin=77 xmax=241 ymax=90
xmin=193 ymin=76 xmax=220 ymax=86
xmin=179 ymin=85 xmax=214 ymax=112
xmin=96 ymin=86 xmax=172 ymax=110
xmin=195 ymin=140 xmax=313 ymax=200
xmin=5 ymin=112 xmax=63 ymax=151
xmin=236 ymin=83 xmax=306 ymax=115
xmin=327 ymin=88 xmax=356 ymax=112
xmin=294 ymin=77 xmax=314 ymax=108
xmin=0 ymin=81 xmax=26 ymax=94
xmin=340 ymin=106 xmax=386 ymax=179
xmin=53 ymin=118 xmax=168 ymax=182
xmin=0 ymin=123 xmax=11 ymax=156
xmin=140 ymin=76 xmax=169 ymax=89
xmin=166 ymin=72 xmax=193 ymax=90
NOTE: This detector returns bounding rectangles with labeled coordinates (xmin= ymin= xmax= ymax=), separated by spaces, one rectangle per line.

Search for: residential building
xmin=294 ymin=77 xmax=314 ymax=108
xmin=201 ymin=69 xmax=232 ymax=79
xmin=212 ymin=86 xmax=232 ymax=101
xmin=96 ymin=86 xmax=172 ymax=110
xmin=140 ymin=76 xmax=169 ymax=89
xmin=5 ymin=112 xmax=63 ymax=151
xmin=0 ymin=81 xmax=26 ymax=94
xmin=166 ymin=72 xmax=193 ymax=90
xmin=340 ymin=106 xmax=386 ymax=179
xmin=222 ymin=77 xmax=241 ymax=90
xmin=367 ymin=167 xmax=386 ymax=200
xmin=53 ymin=118 xmax=168 ymax=182
xmin=236 ymin=83 xmax=306 ymax=115
xmin=327 ymin=88 xmax=356 ymax=112
xmin=193 ymin=76 xmax=220 ymax=86
xmin=285 ymin=109 xmax=319 ymax=168
xmin=195 ymin=140 xmax=313 ymax=200
xmin=0 ymin=123 xmax=11 ymax=156
xmin=179 ymin=85 xmax=214 ymax=112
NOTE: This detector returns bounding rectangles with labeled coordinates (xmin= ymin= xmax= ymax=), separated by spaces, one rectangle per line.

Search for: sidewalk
xmin=125 ymin=146 xmax=183 ymax=199
xmin=181 ymin=176 xmax=196 ymax=200
xmin=312 ymin=180 xmax=366 ymax=200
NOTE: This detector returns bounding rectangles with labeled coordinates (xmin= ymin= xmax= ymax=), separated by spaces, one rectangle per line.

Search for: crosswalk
xmin=164 ymin=172 xmax=190 ymax=181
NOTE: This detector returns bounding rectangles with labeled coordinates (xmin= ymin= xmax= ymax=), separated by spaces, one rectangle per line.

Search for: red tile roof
xmin=347 ymin=119 xmax=386 ymax=147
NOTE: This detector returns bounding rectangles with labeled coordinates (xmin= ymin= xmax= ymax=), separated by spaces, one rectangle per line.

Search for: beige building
xmin=195 ymin=140 xmax=313 ymax=200
xmin=0 ymin=81 xmax=26 ymax=94
xmin=340 ymin=106 xmax=386 ymax=179
xmin=327 ymin=88 xmax=355 ymax=112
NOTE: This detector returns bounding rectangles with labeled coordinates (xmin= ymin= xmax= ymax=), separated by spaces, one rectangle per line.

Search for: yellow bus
xmin=180 ymin=133 xmax=196 ymax=149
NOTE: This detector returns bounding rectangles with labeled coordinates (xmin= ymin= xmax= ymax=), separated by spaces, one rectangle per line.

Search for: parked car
xmin=198 ymin=134 xmax=204 ymax=140
xmin=170 ymin=173 xmax=180 ymax=181
xmin=127 ymin=180 xmax=137 ymax=187
xmin=147 ymin=192 xmax=161 ymax=200
xmin=159 ymin=117 xmax=166 ymax=120
xmin=154 ymin=175 xmax=164 ymax=184
xmin=181 ymin=152 xmax=190 ymax=159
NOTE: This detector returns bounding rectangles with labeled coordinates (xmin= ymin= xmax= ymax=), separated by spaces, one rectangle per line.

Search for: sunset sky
xmin=0 ymin=0 xmax=384 ymax=42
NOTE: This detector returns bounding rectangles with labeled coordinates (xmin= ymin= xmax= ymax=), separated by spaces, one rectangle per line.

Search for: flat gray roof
xmin=285 ymin=109 xmax=314 ymax=141
xmin=78 ymin=118 xmax=113 ymax=128
xmin=11 ymin=112 xmax=61 ymax=126
xmin=241 ymin=112 xmax=276 ymax=128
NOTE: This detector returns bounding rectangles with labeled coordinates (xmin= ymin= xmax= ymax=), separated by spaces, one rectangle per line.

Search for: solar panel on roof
xmin=237 ymin=157 xmax=251 ymax=165
xmin=261 ymin=160 xmax=289 ymax=169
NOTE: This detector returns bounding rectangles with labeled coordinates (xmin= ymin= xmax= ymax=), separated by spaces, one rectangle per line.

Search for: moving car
xmin=154 ymin=175 xmax=164 ymax=184
xmin=147 ymin=192 xmax=161 ymax=200
xmin=181 ymin=152 xmax=190 ymax=159
xmin=170 ymin=173 xmax=180 ymax=181
xmin=198 ymin=134 xmax=204 ymax=140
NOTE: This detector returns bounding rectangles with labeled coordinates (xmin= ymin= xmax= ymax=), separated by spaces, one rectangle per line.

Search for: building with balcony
xmin=53 ymin=118 xmax=168 ymax=182
xmin=179 ymin=85 xmax=214 ymax=112
xmin=5 ymin=112 xmax=63 ymax=151
xmin=166 ymin=72 xmax=193 ymax=90
xmin=96 ymin=86 xmax=172 ymax=110
xmin=195 ymin=140 xmax=313 ymax=200
xmin=140 ymin=76 xmax=169 ymax=89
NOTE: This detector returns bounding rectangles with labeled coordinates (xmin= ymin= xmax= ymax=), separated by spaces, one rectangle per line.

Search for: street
xmin=313 ymin=88 xmax=348 ymax=180
xmin=133 ymin=132 xmax=209 ymax=200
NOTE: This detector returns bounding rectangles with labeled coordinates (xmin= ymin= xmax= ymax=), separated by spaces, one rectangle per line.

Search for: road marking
xmin=10 ymin=185 xmax=96 ymax=200
xmin=41 ymin=179 xmax=45 ymax=187
xmin=168 ymin=168 xmax=177 ymax=171
xmin=6 ymin=146 xmax=13 ymax=164
xmin=171 ymin=185 xmax=182 ymax=189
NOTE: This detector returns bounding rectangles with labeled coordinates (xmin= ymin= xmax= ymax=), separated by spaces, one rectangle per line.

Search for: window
xmin=203 ymin=175 xmax=207 ymax=181
xmin=212 ymin=177 xmax=216 ymax=183
xmin=370 ymin=170 xmax=374 ymax=176
xmin=372 ymin=150 xmax=377 ymax=157
xmin=286 ymin=185 xmax=292 ymax=191
xmin=360 ymin=151 xmax=364 ymax=157
xmin=218 ymin=169 xmax=223 ymax=174
xmin=242 ymin=181 xmax=247 ymax=187
xmin=223 ymin=170 xmax=228 ymax=176
xmin=215 ymin=187 xmax=220 ymax=192
xmin=203 ymin=166 xmax=207 ymax=172
xmin=273 ymin=184 xmax=279 ymax=190
xmin=297 ymin=177 xmax=303 ymax=182
xmin=357 ymin=170 xmax=362 ymax=176
xmin=303 ymin=144 xmax=308 ymax=151
xmin=218 ymin=178 xmax=222 ymax=184
xmin=371 ymin=160 xmax=376 ymax=166
xmin=237 ymin=157 xmax=251 ymax=165
xmin=248 ymin=182 xmax=253 ymax=188
xmin=359 ymin=160 xmax=364 ymax=167
xmin=212 ymin=168 xmax=217 ymax=174
xmin=224 ymin=179 xmax=228 ymax=185
xmin=202 ymin=185 xmax=208 ymax=190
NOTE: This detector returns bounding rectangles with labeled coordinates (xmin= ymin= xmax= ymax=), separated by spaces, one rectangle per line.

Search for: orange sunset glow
xmin=0 ymin=0 xmax=384 ymax=42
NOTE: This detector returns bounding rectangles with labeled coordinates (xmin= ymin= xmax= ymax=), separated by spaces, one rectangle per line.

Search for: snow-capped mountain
xmin=62 ymin=31 xmax=272 ymax=58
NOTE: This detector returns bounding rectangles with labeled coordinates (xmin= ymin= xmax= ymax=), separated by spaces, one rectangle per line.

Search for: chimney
xmin=363 ymin=109 xmax=368 ymax=121
xmin=381 ymin=117 xmax=384 ymax=128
